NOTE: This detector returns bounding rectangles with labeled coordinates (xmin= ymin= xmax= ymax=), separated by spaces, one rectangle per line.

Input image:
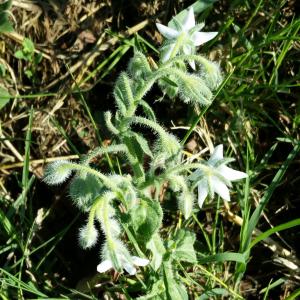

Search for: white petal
xmin=182 ymin=7 xmax=195 ymax=31
xmin=188 ymin=168 xmax=204 ymax=181
xmin=211 ymin=176 xmax=230 ymax=201
xmin=123 ymin=262 xmax=137 ymax=275
xmin=182 ymin=44 xmax=192 ymax=55
xmin=156 ymin=23 xmax=179 ymax=39
xmin=197 ymin=179 xmax=208 ymax=208
xmin=188 ymin=60 xmax=196 ymax=70
xmin=182 ymin=45 xmax=196 ymax=69
xmin=192 ymin=31 xmax=218 ymax=46
xmin=209 ymin=144 xmax=223 ymax=162
xmin=218 ymin=165 xmax=248 ymax=181
xmin=161 ymin=43 xmax=175 ymax=62
xmin=97 ymin=260 xmax=113 ymax=273
xmin=132 ymin=256 xmax=150 ymax=267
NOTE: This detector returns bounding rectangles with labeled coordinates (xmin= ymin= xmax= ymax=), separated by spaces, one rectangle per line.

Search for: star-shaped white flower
xmin=156 ymin=7 xmax=218 ymax=67
xmin=189 ymin=145 xmax=248 ymax=208
xmin=97 ymin=254 xmax=149 ymax=275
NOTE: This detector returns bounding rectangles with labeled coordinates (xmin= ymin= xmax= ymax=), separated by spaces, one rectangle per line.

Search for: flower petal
xmin=123 ymin=262 xmax=137 ymax=275
xmin=132 ymin=256 xmax=150 ymax=266
xmin=211 ymin=176 xmax=230 ymax=201
xmin=218 ymin=165 xmax=248 ymax=181
xmin=182 ymin=44 xmax=192 ymax=55
xmin=156 ymin=23 xmax=179 ymax=39
xmin=188 ymin=168 xmax=204 ymax=181
xmin=192 ymin=31 xmax=218 ymax=46
xmin=197 ymin=179 xmax=208 ymax=208
xmin=182 ymin=44 xmax=196 ymax=69
xmin=182 ymin=7 xmax=195 ymax=31
xmin=97 ymin=260 xmax=113 ymax=273
xmin=161 ymin=43 xmax=175 ymax=62
xmin=209 ymin=144 xmax=223 ymax=162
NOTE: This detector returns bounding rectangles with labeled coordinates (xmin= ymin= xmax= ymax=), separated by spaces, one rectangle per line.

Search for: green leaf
xmin=166 ymin=280 xmax=188 ymax=300
xmin=178 ymin=191 xmax=194 ymax=219
xmin=168 ymin=229 xmax=197 ymax=263
xmin=163 ymin=262 xmax=188 ymax=300
xmin=139 ymin=99 xmax=156 ymax=122
xmin=136 ymin=279 xmax=165 ymax=300
xmin=132 ymin=132 xmax=153 ymax=158
xmin=114 ymin=72 xmax=134 ymax=108
xmin=197 ymin=288 xmax=229 ymax=300
xmin=0 ymin=86 xmax=11 ymax=110
xmin=123 ymin=132 xmax=145 ymax=181
xmin=0 ymin=0 xmax=12 ymax=11
xmin=23 ymin=37 xmax=35 ymax=54
xmin=146 ymin=233 xmax=166 ymax=271
xmin=0 ymin=13 xmax=13 ymax=33
xmin=14 ymin=50 xmax=27 ymax=60
xmin=0 ymin=63 xmax=6 ymax=76
xmin=130 ymin=197 xmax=163 ymax=243
xmin=25 ymin=69 xmax=33 ymax=79
xmin=69 ymin=173 xmax=105 ymax=211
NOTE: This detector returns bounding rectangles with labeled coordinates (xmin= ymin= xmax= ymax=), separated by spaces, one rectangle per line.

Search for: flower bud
xmin=43 ymin=160 xmax=72 ymax=185
xmin=79 ymin=223 xmax=99 ymax=249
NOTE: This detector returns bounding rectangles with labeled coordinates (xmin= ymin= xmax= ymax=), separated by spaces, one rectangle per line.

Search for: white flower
xmin=97 ymin=255 xmax=149 ymax=275
xmin=189 ymin=145 xmax=247 ymax=208
xmin=156 ymin=7 xmax=218 ymax=67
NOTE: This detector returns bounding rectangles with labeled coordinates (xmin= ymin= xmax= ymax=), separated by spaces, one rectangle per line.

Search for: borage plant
xmin=44 ymin=7 xmax=247 ymax=299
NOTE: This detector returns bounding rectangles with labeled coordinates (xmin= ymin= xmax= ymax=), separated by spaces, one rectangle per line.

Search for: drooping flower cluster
xmin=43 ymin=7 xmax=246 ymax=282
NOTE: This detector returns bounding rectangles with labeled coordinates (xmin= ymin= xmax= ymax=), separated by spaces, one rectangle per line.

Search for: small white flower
xmin=156 ymin=7 xmax=218 ymax=67
xmin=97 ymin=255 xmax=149 ymax=275
xmin=189 ymin=145 xmax=247 ymax=208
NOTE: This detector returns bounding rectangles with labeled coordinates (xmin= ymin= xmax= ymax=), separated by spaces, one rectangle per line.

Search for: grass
xmin=0 ymin=0 xmax=299 ymax=299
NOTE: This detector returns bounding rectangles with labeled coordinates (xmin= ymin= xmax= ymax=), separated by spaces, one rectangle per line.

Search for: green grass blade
xmin=0 ymin=268 xmax=48 ymax=298
xmin=250 ymin=218 xmax=300 ymax=249
xmin=19 ymin=107 xmax=33 ymax=222
xmin=198 ymin=252 xmax=246 ymax=264
xmin=284 ymin=288 xmax=300 ymax=300
xmin=246 ymin=142 xmax=300 ymax=246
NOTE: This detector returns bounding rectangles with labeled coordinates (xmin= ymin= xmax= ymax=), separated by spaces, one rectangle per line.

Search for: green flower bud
xmin=79 ymin=223 xmax=99 ymax=249
xmin=43 ymin=160 xmax=72 ymax=185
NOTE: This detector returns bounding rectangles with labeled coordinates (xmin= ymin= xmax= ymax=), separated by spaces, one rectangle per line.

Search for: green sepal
xmin=130 ymin=197 xmax=163 ymax=243
xmin=174 ymin=71 xmax=212 ymax=106
xmin=128 ymin=51 xmax=151 ymax=79
xmin=158 ymin=76 xmax=179 ymax=99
